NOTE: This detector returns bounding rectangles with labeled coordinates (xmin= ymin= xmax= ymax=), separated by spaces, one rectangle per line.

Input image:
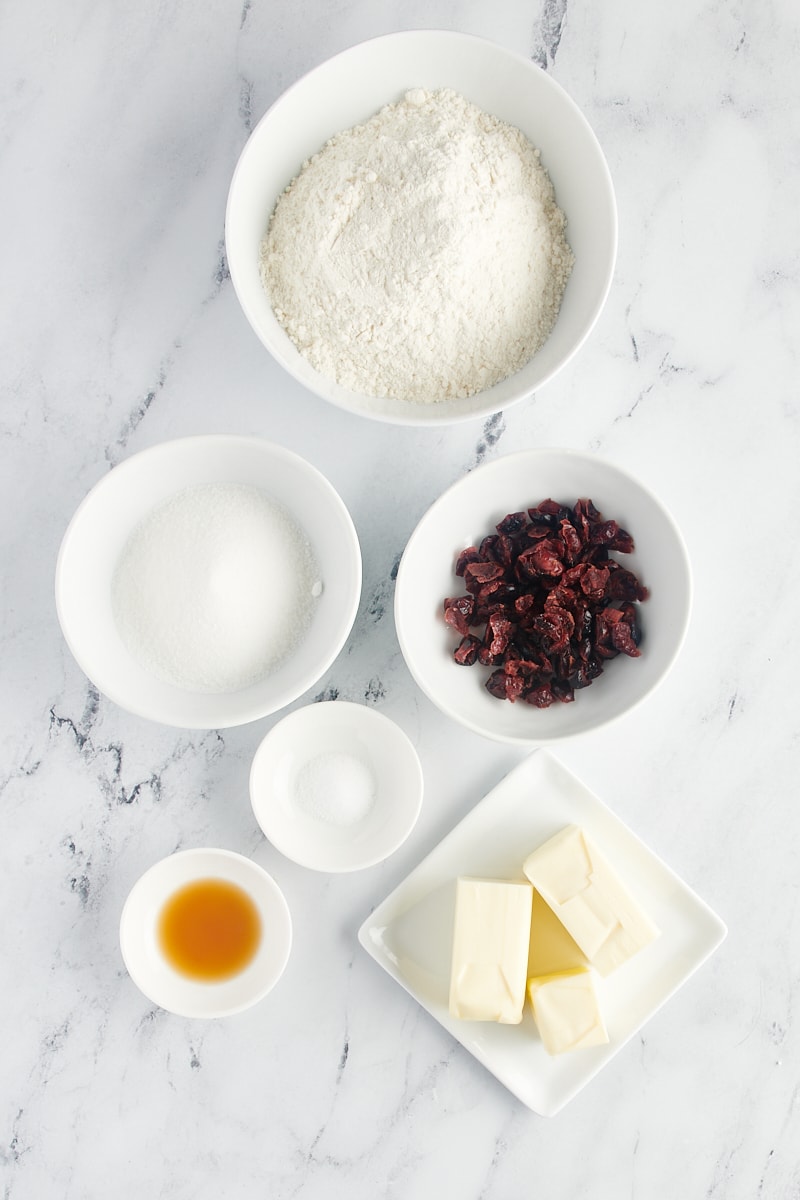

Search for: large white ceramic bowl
xmin=55 ymin=436 xmax=362 ymax=728
xmin=120 ymin=848 xmax=292 ymax=1019
xmin=394 ymin=449 xmax=692 ymax=744
xmin=250 ymin=701 xmax=423 ymax=873
xmin=226 ymin=30 xmax=616 ymax=426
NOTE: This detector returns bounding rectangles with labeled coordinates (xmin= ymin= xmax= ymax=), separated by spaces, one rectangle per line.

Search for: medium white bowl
xmin=394 ymin=449 xmax=692 ymax=744
xmin=250 ymin=701 xmax=424 ymax=872
xmin=55 ymin=436 xmax=361 ymax=728
xmin=119 ymin=848 xmax=292 ymax=1019
xmin=225 ymin=30 xmax=616 ymax=426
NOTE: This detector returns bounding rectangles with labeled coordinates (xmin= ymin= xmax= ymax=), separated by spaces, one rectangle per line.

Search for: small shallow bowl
xmin=225 ymin=30 xmax=616 ymax=426
xmin=394 ymin=448 xmax=692 ymax=744
xmin=250 ymin=701 xmax=424 ymax=872
xmin=119 ymin=848 xmax=292 ymax=1019
xmin=55 ymin=435 xmax=361 ymax=729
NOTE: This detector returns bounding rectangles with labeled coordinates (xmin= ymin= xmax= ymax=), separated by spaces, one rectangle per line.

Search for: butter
xmin=449 ymin=878 xmax=533 ymax=1024
xmin=528 ymin=888 xmax=587 ymax=978
xmin=523 ymin=825 xmax=659 ymax=976
xmin=527 ymin=967 xmax=609 ymax=1055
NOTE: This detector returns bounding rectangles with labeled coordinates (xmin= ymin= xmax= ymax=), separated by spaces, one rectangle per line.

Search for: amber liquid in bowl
xmin=158 ymin=878 xmax=262 ymax=982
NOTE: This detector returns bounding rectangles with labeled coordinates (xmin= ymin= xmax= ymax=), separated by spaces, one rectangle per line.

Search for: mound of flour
xmin=260 ymin=88 xmax=573 ymax=404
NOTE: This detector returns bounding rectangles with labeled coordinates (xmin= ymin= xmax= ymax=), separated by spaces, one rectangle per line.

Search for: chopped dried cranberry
xmin=606 ymin=563 xmax=650 ymax=602
xmin=496 ymin=511 xmax=527 ymax=534
xmin=455 ymin=547 xmax=481 ymax=577
xmin=493 ymin=533 xmax=515 ymax=568
xmin=559 ymin=519 xmax=583 ymax=562
xmin=610 ymin=619 xmax=641 ymax=657
xmin=454 ymin=635 xmax=481 ymax=666
xmin=443 ymin=595 xmax=475 ymax=635
xmin=487 ymin=613 xmax=513 ymax=655
xmin=463 ymin=560 xmax=504 ymax=589
xmin=581 ymin=565 xmax=610 ymax=601
xmin=589 ymin=520 xmax=635 ymax=553
xmin=485 ymin=669 xmax=525 ymax=702
xmin=532 ymin=607 xmax=574 ymax=653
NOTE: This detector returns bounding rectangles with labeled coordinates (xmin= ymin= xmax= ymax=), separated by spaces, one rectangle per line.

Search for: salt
xmin=292 ymin=751 xmax=376 ymax=827
xmin=112 ymin=483 xmax=320 ymax=693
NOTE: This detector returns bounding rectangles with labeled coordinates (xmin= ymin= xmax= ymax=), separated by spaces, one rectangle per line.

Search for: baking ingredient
xmin=112 ymin=483 xmax=320 ymax=693
xmin=449 ymin=877 xmax=533 ymax=1023
xmin=293 ymin=750 xmax=376 ymax=826
xmin=260 ymin=88 xmax=573 ymax=403
xmin=443 ymin=498 xmax=648 ymax=706
xmin=527 ymin=967 xmax=609 ymax=1055
xmin=523 ymin=825 xmax=660 ymax=976
xmin=158 ymin=878 xmax=262 ymax=982
xmin=528 ymin=888 xmax=587 ymax=978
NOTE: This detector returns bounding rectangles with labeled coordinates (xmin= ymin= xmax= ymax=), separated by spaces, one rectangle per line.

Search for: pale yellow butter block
xmin=528 ymin=967 xmax=609 ymax=1055
xmin=528 ymin=888 xmax=587 ymax=979
xmin=449 ymin=877 xmax=533 ymax=1024
xmin=523 ymin=825 xmax=659 ymax=976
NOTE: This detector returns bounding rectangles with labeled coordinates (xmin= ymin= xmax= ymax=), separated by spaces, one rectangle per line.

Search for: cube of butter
xmin=523 ymin=825 xmax=659 ymax=976
xmin=528 ymin=968 xmax=609 ymax=1055
xmin=528 ymin=888 xmax=587 ymax=978
xmin=449 ymin=877 xmax=533 ymax=1024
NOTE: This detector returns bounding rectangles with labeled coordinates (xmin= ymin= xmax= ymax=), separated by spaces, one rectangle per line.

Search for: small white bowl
xmin=225 ymin=30 xmax=616 ymax=426
xmin=394 ymin=449 xmax=692 ymax=744
xmin=55 ymin=436 xmax=361 ymax=728
xmin=119 ymin=848 xmax=292 ymax=1018
xmin=250 ymin=701 xmax=424 ymax=872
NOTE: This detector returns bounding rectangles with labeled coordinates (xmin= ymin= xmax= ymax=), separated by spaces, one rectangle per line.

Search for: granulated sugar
xmin=260 ymin=88 xmax=574 ymax=403
xmin=112 ymin=483 xmax=320 ymax=693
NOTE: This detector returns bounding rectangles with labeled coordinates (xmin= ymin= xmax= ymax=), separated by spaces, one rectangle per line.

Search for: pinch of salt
xmin=292 ymin=751 xmax=376 ymax=827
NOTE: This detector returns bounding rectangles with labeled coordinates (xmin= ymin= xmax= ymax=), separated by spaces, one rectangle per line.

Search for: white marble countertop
xmin=2 ymin=1 xmax=798 ymax=1197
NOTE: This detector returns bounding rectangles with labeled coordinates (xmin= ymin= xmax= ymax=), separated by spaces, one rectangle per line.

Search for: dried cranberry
xmin=589 ymin=520 xmax=635 ymax=553
xmin=496 ymin=512 xmax=527 ymax=534
xmin=463 ymin=560 xmax=504 ymax=590
xmin=455 ymin=547 xmax=481 ymax=577
xmin=580 ymin=565 xmax=610 ymax=601
xmin=443 ymin=595 xmax=474 ymax=636
xmin=486 ymin=613 xmax=513 ymax=655
xmin=454 ymin=635 xmax=481 ymax=666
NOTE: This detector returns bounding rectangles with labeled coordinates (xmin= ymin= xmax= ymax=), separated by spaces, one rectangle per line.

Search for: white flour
xmin=260 ymin=88 xmax=573 ymax=403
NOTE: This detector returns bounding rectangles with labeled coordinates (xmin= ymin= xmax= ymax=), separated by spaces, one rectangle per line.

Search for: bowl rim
xmin=249 ymin=700 xmax=424 ymax=872
xmin=118 ymin=847 xmax=293 ymax=1019
xmin=394 ymin=446 xmax=693 ymax=744
xmin=225 ymin=29 xmax=618 ymax=428
xmin=55 ymin=434 xmax=362 ymax=729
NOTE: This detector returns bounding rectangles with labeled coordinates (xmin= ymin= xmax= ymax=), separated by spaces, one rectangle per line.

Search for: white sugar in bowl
xmin=56 ymin=436 xmax=362 ymax=728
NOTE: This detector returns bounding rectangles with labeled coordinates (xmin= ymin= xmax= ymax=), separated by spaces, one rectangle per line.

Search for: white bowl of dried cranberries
xmin=394 ymin=448 xmax=692 ymax=744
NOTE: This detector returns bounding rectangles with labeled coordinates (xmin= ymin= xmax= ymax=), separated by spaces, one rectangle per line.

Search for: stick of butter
xmin=449 ymin=878 xmax=533 ymax=1024
xmin=523 ymin=825 xmax=659 ymax=976
xmin=528 ymin=967 xmax=609 ymax=1055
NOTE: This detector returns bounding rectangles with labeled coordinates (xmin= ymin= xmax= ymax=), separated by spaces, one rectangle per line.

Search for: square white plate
xmin=358 ymin=750 xmax=726 ymax=1116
